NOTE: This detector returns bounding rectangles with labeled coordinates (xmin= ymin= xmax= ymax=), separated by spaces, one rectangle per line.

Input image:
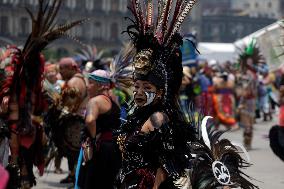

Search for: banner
xmin=181 ymin=33 xmax=198 ymax=66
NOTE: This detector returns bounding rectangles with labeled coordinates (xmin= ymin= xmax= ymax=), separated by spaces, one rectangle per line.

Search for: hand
xmin=0 ymin=96 xmax=10 ymax=113
xmin=82 ymin=137 xmax=94 ymax=163
xmin=153 ymin=168 xmax=167 ymax=189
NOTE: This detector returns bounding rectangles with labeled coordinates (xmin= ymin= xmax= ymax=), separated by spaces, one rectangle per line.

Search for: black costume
xmin=117 ymin=0 xmax=197 ymax=188
xmin=116 ymin=0 xmax=259 ymax=189
xmin=78 ymin=95 xmax=121 ymax=189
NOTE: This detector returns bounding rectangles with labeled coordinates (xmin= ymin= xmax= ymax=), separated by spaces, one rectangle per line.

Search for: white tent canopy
xmin=234 ymin=21 xmax=284 ymax=71
xmin=197 ymin=42 xmax=236 ymax=63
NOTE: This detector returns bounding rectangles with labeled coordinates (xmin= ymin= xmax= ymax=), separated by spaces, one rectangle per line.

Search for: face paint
xmin=143 ymin=91 xmax=156 ymax=106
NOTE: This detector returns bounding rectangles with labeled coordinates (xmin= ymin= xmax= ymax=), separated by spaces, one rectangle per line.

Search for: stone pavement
xmin=223 ymin=117 xmax=284 ymax=189
xmin=34 ymin=117 xmax=284 ymax=189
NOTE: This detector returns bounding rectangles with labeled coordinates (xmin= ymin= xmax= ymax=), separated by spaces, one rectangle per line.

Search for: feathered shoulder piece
xmin=238 ymin=38 xmax=265 ymax=73
xmin=189 ymin=116 xmax=259 ymax=189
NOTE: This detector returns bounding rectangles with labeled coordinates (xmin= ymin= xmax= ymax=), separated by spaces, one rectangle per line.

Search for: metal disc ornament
xmin=212 ymin=161 xmax=231 ymax=185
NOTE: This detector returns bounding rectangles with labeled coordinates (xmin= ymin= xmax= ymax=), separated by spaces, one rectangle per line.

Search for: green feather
xmin=245 ymin=38 xmax=256 ymax=56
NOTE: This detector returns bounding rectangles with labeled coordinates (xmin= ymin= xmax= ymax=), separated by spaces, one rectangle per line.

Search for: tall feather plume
xmin=42 ymin=0 xmax=62 ymax=34
xmin=155 ymin=0 xmax=164 ymax=28
xmin=139 ymin=0 xmax=147 ymax=34
xmin=146 ymin=0 xmax=153 ymax=27
xmin=160 ymin=0 xmax=173 ymax=42
xmin=23 ymin=0 xmax=88 ymax=60
xmin=237 ymin=40 xmax=265 ymax=73
xmin=164 ymin=0 xmax=183 ymax=41
xmin=132 ymin=0 xmax=145 ymax=34
xmin=155 ymin=1 xmax=168 ymax=42
xmin=128 ymin=1 xmax=140 ymax=29
xmin=76 ymin=45 xmax=98 ymax=62
xmin=76 ymin=45 xmax=109 ymax=70
xmin=166 ymin=0 xmax=197 ymax=45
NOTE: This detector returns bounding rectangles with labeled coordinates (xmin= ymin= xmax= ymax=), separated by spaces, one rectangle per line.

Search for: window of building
xmin=0 ymin=16 xmax=9 ymax=35
xmin=20 ymin=17 xmax=29 ymax=36
xmin=255 ymin=2 xmax=258 ymax=8
xmin=110 ymin=23 xmax=119 ymax=41
xmin=13 ymin=0 xmax=19 ymax=5
xmin=67 ymin=0 xmax=76 ymax=9
xmin=111 ymin=0 xmax=119 ymax=11
xmin=94 ymin=0 xmax=102 ymax=10
xmin=121 ymin=0 xmax=128 ymax=12
xmin=86 ymin=0 xmax=94 ymax=10
xmin=93 ymin=22 xmax=103 ymax=39
xmin=71 ymin=0 xmax=76 ymax=8
xmin=77 ymin=0 xmax=85 ymax=9
xmin=271 ymin=13 xmax=275 ymax=18
xmin=268 ymin=2 xmax=272 ymax=8
xmin=29 ymin=0 xmax=36 ymax=5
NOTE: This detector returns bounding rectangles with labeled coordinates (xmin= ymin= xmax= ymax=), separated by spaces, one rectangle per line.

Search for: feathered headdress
xmin=238 ymin=38 xmax=265 ymax=73
xmin=0 ymin=0 xmax=87 ymax=135
xmin=189 ymin=116 xmax=259 ymax=189
xmin=125 ymin=0 xmax=198 ymax=105
xmin=76 ymin=45 xmax=107 ymax=71
xmin=110 ymin=42 xmax=135 ymax=89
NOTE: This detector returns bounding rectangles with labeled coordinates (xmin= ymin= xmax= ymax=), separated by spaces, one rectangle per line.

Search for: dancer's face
xmin=88 ymin=79 xmax=99 ymax=97
xmin=133 ymin=80 xmax=162 ymax=107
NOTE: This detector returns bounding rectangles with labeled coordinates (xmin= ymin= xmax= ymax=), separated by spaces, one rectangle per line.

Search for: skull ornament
xmin=133 ymin=49 xmax=153 ymax=75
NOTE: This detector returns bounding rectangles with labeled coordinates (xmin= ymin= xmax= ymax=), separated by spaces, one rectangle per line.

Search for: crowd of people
xmin=1 ymin=0 xmax=284 ymax=189
xmin=179 ymin=57 xmax=283 ymax=150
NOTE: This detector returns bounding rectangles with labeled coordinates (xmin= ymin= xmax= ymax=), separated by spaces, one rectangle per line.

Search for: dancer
xmin=47 ymin=57 xmax=88 ymax=185
xmin=117 ymin=1 xmax=259 ymax=188
xmin=269 ymin=74 xmax=284 ymax=162
xmin=117 ymin=0 xmax=200 ymax=187
xmin=237 ymin=39 xmax=264 ymax=150
xmin=212 ymin=71 xmax=238 ymax=129
xmin=77 ymin=70 xmax=121 ymax=189
xmin=75 ymin=43 xmax=134 ymax=189
xmin=0 ymin=0 xmax=85 ymax=187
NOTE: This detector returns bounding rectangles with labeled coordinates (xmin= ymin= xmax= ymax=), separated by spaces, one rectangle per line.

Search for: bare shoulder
xmin=149 ymin=112 xmax=169 ymax=129
xmin=93 ymin=95 xmax=112 ymax=113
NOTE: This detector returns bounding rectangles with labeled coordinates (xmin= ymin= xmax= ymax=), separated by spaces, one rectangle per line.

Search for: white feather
xmin=201 ymin=116 xmax=212 ymax=150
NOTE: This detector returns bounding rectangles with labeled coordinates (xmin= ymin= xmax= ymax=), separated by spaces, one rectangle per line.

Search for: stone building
xmin=0 ymin=0 xmax=129 ymax=55
xmin=231 ymin=0 xmax=281 ymax=19
xmin=197 ymin=0 xmax=278 ymax=42
xmin=201 ymin=15 xmax=276 ymax=43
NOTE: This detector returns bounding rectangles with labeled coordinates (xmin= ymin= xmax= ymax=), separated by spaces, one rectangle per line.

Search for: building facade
xmin=201 ymin=15 xmax=276 ymax=43
xmin=0 ymin=0 xmax=280 ymax=50
xmin=0 ymin=0 xmax=129 ymax=53
xmin=231 ymin=0 xmax=281 ymax=19
xmin=196 ymin=0 xmax=278 ymax=42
